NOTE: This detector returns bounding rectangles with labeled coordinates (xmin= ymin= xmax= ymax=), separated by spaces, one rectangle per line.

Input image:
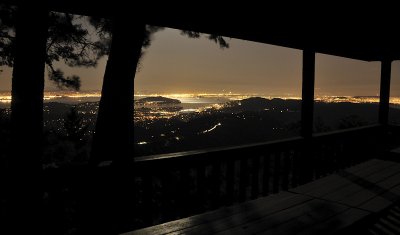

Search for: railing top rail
xmin=135 ymin=136 xmax=303 ymax=163
xmin=313 ymin=124 xmax=382 ymax=139
xmin=134 ymin=124 xmax=383 ymax=164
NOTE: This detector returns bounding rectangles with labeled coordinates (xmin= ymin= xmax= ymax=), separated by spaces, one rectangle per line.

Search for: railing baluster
xmin=195 ymin=163 xmax=206 ymax=214
xmin=336 ymin=142 xmax=344 ymax=170
xmin=288 ymin=150 xmax=296 ymax=188
xmin=158 ymin=168 xmax=178 ymax=222
xmin=262 ymin=154 xmax=270 ymax=196
xmin=251 ymin=155 xmax=260 ymax=199
xmin=327 ymin=143 xmax=335 ymax=174
xmin=177 ymin=167 xmax=191 ymax=218
xmin=291 ymin=150 xmax=300 ymax=188
xmin=239 ymin=158 xmax=248 ymax=202
xmin=320 ymin=143 xmax=328 ymax=177
xmin=349 ymin=134 xmax=360 ymax=165
xmin=210 ymin=161 xmax=221 ymax=209
xmin=281 ymin=152 xmax=290 ymax=191
xmin=226 ymin=159 xmax=235 ymax=205
xmin=318 ymin=144 xmax=326 ymax=178
xmin=142 ymin=171 xmax=154 ymax=226
xmin=272 ymin=153 xmax=281 ymax=193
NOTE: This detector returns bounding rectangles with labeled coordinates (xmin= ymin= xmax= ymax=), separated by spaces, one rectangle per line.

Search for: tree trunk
xmin=91 ymin=20 xmax=144 ymax=165
xmin=5 ymin=4 xmax=48 ymax=235
xmin=87 ymin=17 xmax=145 ymax=234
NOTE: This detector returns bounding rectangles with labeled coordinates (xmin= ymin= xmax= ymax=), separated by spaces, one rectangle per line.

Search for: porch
xmin=3 ymin=2 xmax=400 ymax=235
xmin=125 ymin=158 xmax=400 ymax=235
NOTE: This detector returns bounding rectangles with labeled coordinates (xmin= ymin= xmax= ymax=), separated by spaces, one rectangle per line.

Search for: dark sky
xmin=1 ymin=28 xmax=399 ymax=97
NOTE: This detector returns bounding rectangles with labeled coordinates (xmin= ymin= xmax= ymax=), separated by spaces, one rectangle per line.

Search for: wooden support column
xmin=6 ymin=4 xmax=49 ymax=235
xmin=301 ymin=49 xmax=315 ymax=138
xmin=379 ymin=59 xmax=392 ymax=125
xmin=299 ymin=49 xmax=315 ymax=184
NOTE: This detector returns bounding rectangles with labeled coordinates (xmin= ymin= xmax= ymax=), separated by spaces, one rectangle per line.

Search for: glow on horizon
xmin=1 ymin=28 xmax=400 ymax=96
xmin=2 ymin=92 xmax=400 ymax=104
xmin=0 ymin=91 xmax=102 ymax=104
xmin=134 ymin=92 xmax=303 ymax=100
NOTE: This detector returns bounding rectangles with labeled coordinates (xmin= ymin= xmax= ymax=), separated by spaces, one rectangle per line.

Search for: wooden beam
xmin=379 ymin=59 xmax=392 ymax=125
xmin=301 ymin=50 xmax=315 ymax=138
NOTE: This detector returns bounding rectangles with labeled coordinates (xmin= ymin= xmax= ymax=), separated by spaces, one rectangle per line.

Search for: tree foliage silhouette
xmin=0 ymin=5 xmax=15 ymax=67
xmin=89 ymin=17 xmax=229 ymax=71
xmin=1 ymin=4 xmax=229 ymax=91
xmin=0 ymin=4 xmax=106 ymax=90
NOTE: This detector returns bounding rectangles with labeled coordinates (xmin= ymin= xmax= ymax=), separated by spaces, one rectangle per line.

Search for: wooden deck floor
xmin=123 ymin=159 xmax=400 ymax=235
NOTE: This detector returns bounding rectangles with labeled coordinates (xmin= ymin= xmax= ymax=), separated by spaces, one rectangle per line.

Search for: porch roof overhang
xmin=3 ymin=1 xmax=400 ymax=61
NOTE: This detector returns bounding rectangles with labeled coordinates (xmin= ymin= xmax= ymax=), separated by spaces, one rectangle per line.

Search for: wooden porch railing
xmin=132 ymin=124 xmax=387 ymax=228
xmin=42 ymin=124 xmax=394 ymax=233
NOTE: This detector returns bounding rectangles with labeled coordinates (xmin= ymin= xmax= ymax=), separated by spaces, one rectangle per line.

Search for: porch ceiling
xmin=4 ymin=1 xmax=400 ymax=61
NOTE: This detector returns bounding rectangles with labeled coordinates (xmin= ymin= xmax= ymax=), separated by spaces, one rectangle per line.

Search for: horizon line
xmin=0 ymin=91 xmax=389 ymax=97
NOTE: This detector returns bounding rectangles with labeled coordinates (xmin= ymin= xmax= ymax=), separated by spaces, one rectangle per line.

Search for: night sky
xmin=1 ymin=27 xmax=400 ymax=97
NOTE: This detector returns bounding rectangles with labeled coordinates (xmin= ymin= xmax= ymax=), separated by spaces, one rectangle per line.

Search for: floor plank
xmin=312 ymin=162 xmax=400 ymax=211
xmin=123 ymin=192 xmax=305 ymax=235
xmin=291 ymin=160 xmax=393 ymax=197
xmin=167 ymin=194 xmax=311 ymax=235
xmin=256 ymin=199 xmax=349 ymax=235
xmin=297 ymin=208 xmax=370 ymax=235
xmin=217 ymin=199 xmax=348 ymax=235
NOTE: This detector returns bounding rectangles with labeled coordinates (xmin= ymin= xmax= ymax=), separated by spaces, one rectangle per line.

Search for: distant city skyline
xmin=1 ymin=28 xmax=400 ymax=96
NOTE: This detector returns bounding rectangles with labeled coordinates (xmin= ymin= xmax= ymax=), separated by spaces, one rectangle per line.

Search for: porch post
xmin=301 ymin=49 xmax=316 ymax=138
xmin=379 ymin=59 xmax=392 ymax=125
xmin=298 ymin=49 xmax=316 ymax=184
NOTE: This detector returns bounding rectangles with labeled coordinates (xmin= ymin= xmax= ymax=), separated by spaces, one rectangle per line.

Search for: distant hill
xmin=44 ymin=102 xmax=71 ymax=112
xmin=224 ymin=97 xmax=301 ymax=112
xmin=135 ymin=96 xmax=181 ymax=105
